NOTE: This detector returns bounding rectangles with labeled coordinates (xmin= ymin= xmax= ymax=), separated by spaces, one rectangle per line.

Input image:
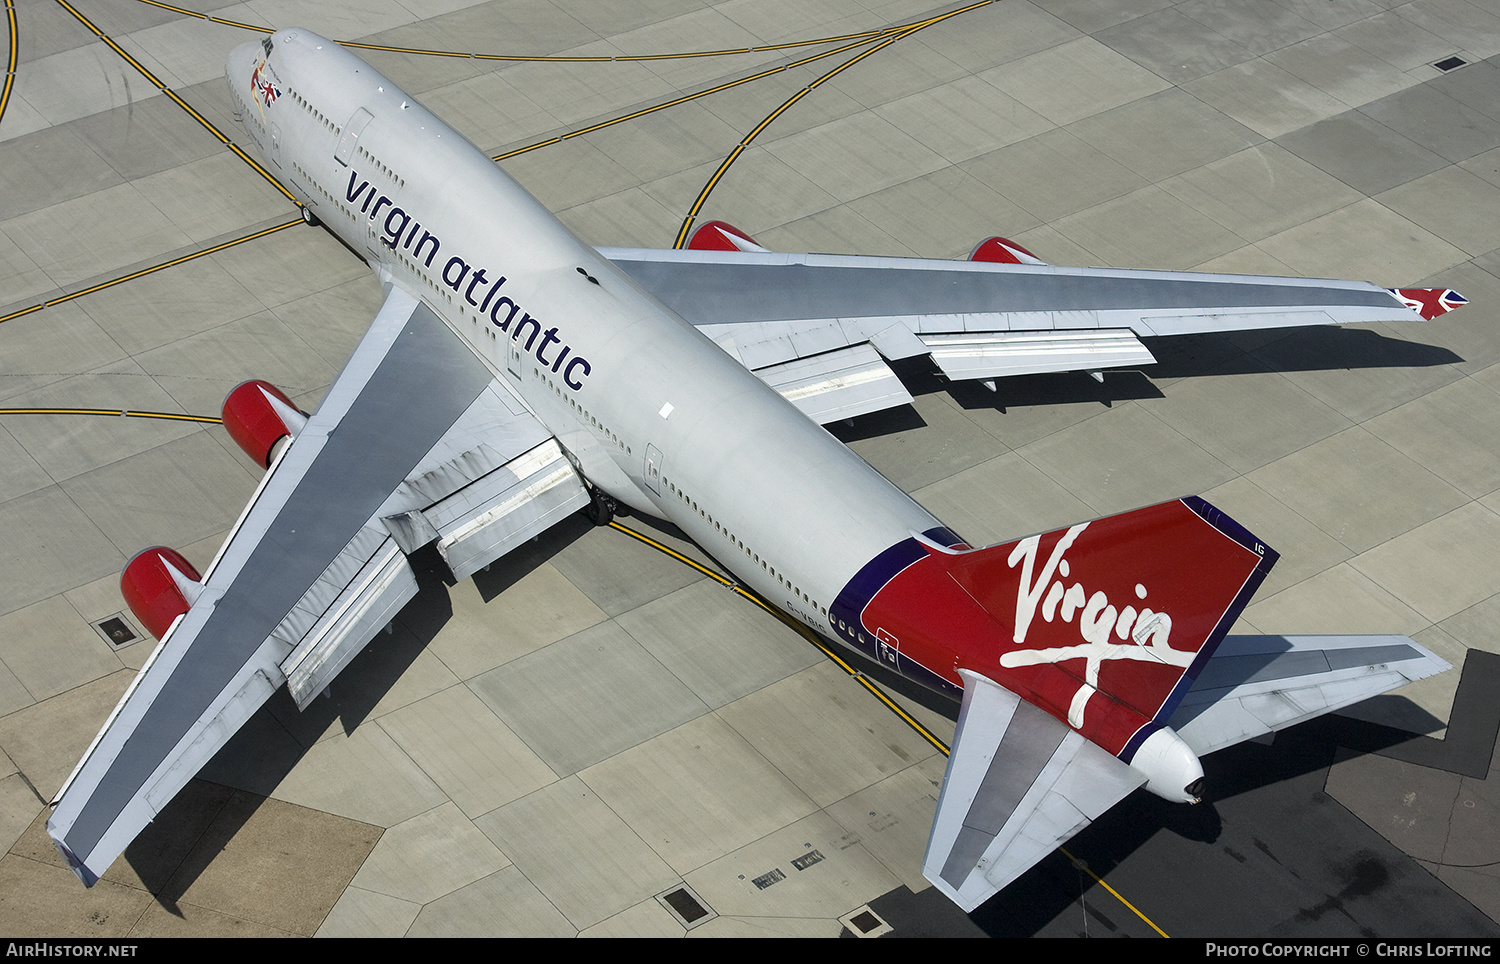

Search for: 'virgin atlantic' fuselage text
xmin=345 ymin=170 xmax=594 ymax=390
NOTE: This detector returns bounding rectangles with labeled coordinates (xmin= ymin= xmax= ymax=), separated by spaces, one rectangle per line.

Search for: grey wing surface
xmin=48 ymin=287 xmax=586 ymax=885
xmin=602 ymin=247 xmax=1427 ymax=423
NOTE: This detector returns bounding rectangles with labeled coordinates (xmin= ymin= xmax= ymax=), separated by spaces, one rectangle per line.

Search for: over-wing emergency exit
xmin=47 ymin=29 xmax=1456 ymax=912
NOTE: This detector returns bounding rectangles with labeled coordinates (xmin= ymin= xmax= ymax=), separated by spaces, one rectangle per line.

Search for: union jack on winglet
xmin=1390 ymin=287 xmax=1468 ymax=320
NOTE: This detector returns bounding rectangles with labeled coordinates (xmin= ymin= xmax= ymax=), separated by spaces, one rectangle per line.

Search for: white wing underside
xmin=48 ymin=286 xmax=587 ymax=885
xmin=602 ymin=248 xmax=1425 ymax=424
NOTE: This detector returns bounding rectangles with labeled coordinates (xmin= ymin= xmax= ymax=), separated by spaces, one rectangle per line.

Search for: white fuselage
xmin=228 ymin=31 xmax=949 ymax=650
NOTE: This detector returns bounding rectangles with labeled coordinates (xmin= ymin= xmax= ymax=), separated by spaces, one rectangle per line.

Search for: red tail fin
xmin=833 ymin=498 xmax=1276 ymax=759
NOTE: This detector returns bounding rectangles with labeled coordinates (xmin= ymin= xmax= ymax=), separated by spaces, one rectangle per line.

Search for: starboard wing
xmin=48 ymin=286 xmax=587 ymax=885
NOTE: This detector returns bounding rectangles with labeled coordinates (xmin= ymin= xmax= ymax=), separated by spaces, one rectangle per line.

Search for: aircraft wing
xmin=1167 ymin=634 xmax=1452 ymax=756
xmin=47 ymin=286 xmax=588 ymax=885
xmin=601 ymin=247 xmax=1449 ymax=424
xmin=925 ymin=668 xmax=1147 ymax=912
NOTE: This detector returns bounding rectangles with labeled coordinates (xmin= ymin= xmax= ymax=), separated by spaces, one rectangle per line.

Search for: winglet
xmin=52 ymin=837 xmax=98 ymax=887
xmin=1389 ymin=287 xmax=1467 ymax=320
xmin=969 ymin=236 xmax=1047 ymax=265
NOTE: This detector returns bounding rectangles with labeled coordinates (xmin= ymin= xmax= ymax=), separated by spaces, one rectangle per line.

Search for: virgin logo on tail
xmin=1006 ymin=523 xmax=1177 ymax=652
xmin=1001 ymin=523 xmax=1189 ymax=728
xmin=1007 ymin=523 xmax=1084 ymax=644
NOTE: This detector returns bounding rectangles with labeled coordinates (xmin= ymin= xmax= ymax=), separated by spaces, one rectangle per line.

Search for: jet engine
xmin=120 ymin=547 xmax=202 ymax=640
xmin=221 ymin=380 xmax=307 ymax=468
xmin=688 ymin=220 xmax=769 ymax=253
xmin=969 ymin=236 xmax=1046 ymax=265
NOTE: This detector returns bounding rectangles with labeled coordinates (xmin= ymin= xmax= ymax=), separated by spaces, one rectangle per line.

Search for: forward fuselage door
xmin=336 ymin=108 xmax=372 ymax=166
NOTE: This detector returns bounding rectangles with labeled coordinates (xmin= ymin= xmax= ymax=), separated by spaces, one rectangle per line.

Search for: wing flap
xmin=924 ymin=669 xmax=1146 ymax=912
xmin=754 ymin=343 xmax=914 ymax=424
xmin=383 ymin=381 xmax=553 ymax=511
xmin=921 ymin=329 xmax=1156 ymax=380
xmin=280 ymin=536 xmax=417 ymax=709
xmin=275 ymin=381 xmax=586 ymax=708
xmin=272 ymin=524 xmax=391 ymax=648
xmin=1168 ymin=634 xmax=1452 ymax=756
xmin=431 ymin=437 xmax=590 ymax=582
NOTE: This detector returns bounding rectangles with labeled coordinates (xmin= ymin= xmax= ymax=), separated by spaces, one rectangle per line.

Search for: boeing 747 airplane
xmin=48 ymin=30 xmax=1462 ymax=912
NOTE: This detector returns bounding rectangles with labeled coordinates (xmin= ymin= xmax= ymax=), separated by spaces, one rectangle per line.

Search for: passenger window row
xmin=661 ymin=477 xmax=826 ymax=620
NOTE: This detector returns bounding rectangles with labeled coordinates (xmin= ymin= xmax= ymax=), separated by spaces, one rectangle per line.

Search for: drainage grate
xmin=92 ymin=613 xmax=140 ymax=650
xmin=750 ymin=867 xmax=785 ymax=890
xmin=657 ymin=885 xmax=715 ymax=929
xmin=839 ymin=905 xmax=892 ymax=938
xmin=1434 ymin=55 xmax=1468 ymax=71
xmin=791 ymin=849 xmax=824 ymax=871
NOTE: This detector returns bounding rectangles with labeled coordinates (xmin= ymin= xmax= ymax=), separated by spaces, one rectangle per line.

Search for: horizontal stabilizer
xmin=1169 ymin=634 xmax=1452 ymax=756
xmin=924 ymin=669 xmax=1146 ymax=912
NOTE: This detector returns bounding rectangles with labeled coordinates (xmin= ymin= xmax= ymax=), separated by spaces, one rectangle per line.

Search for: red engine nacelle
xmin=222 ymin=380 xmax=307 ymax=468
xmin=969 ymin=236 xmax=1046 ymax=265
xmin=121 ymin=547 xmax=202 ymax=640
xmin=688 ymin=220 xmax=768 ymax=253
